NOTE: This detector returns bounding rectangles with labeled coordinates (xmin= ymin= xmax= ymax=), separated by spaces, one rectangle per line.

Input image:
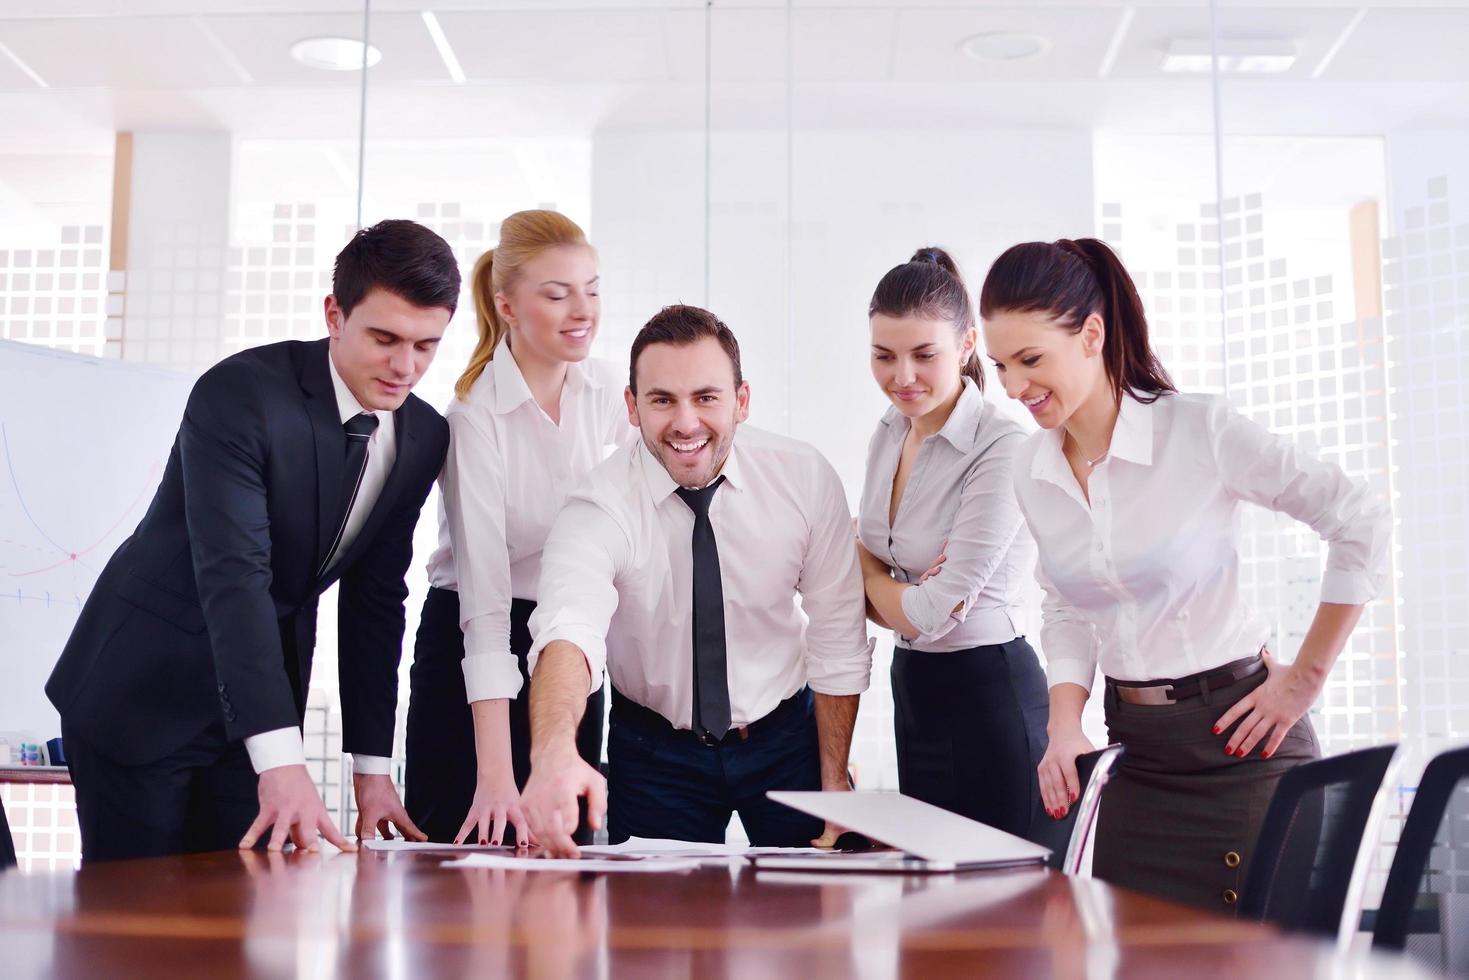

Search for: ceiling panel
xmin=207 ymin=12 xmax=447 ymax=85
xmin=1111 ymin=6 xmax=1361 ymax=80
xmin=436 ymin=9 xmax=672 ymax=83
xmin=1323 ymin=8 xmax=1469 ymax=81
xmin=0 ymin=42 xmax=47 ymax=91
xmin=0 ymin=17 xmax=245 ymax=89
xmin=662 ymin=8 xmax=896 ymax=84
xmin=891 ymin=6 xmax=1120 ymax=82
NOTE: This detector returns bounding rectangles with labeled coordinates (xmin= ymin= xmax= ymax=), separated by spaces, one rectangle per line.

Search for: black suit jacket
xmin=46 ymin=338 xmax=448 ymax=766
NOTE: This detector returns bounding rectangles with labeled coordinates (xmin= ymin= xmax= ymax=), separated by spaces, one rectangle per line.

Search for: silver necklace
xmin=1068 ymin=433 xmax=1110 ymax=468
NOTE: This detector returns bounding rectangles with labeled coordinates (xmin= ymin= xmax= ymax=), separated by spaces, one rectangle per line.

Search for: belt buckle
xmin=696 ymin=731 xmax=719 ymax=747
xmin=1128 ymin=684 xmax=1177 ymax=706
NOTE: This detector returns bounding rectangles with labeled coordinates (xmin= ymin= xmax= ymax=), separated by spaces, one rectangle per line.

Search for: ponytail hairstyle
xmin=454 ymin=209 xmax=593 ymax=400
xmin=978 ymin=238 xmax=1174 ymax=404
xmin=868 ymin=246 xmax=983 ymax=392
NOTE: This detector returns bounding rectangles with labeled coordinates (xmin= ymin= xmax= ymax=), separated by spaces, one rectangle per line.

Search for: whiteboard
xmin=0 ymin=339 xmax=193 ymax=742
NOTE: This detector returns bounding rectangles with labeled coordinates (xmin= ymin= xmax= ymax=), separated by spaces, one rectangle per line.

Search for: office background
xmin=1 ymin=0 xmax=1466 ymax=871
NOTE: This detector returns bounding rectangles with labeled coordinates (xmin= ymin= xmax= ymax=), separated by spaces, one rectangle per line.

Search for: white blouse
xmin=857 ymin=378 xmax=1036 ymax=652
xmin=424 ymin=348 xmax=634 ymax=703
xmin=1013 ymin=391 xmax=1392 ymax=691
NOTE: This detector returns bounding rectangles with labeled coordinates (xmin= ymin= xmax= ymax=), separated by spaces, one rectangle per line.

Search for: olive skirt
xmin=1092 ymin=667 xmax=1321 ymax=914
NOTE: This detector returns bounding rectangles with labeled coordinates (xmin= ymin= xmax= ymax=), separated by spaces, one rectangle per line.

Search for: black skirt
xmin=890 ymin=636 xmax=1051 ymax=841
xmin=1092 ymin=667 xmax=1321 ymax=914
xmin=404 ymin=586 xmax=604 ymax=844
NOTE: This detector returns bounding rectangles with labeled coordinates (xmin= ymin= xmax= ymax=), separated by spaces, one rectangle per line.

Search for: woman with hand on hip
xmin=406 ymin=210 xmax=632 ymax=846
xmin=856 ymin=247 xmax=1048 ymax=840
xmin=980 ymin=238 xmax=1391 ymax=911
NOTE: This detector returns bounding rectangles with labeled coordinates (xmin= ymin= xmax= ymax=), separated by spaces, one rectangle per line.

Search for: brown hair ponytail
xmin=453 ymin=209 xmax=592 ymax=400
xmin=978 ymin=238 xmax=1174 ymax=403
xmin=869 ymin=246 xmax=983 ymax=393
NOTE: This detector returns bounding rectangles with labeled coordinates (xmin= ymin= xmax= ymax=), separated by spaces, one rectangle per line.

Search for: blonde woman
xmin=405 ymin=211 xmax=633 ymax=845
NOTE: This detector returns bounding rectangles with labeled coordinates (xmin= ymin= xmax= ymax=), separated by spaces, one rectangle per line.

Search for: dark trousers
xmin=405 ymin=587 xmax=604 ymax=844
xmin=891 ymin=637 xmax=1050 ymax=841
xmin=63 ymin=718 xmax=258 ymax=863
xmin=606 ymin=687 xmax=824 ymax=846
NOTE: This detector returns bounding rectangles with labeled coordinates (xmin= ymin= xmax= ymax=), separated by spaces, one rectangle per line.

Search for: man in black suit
xmin=46 ymin=219 xmax=459 ymax=862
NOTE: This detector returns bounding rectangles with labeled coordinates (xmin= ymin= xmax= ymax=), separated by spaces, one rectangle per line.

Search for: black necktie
xmin=675 ymin=476 xmax=731 ymax=740
xmin=320 ymin=412 xmax=379 ymax=574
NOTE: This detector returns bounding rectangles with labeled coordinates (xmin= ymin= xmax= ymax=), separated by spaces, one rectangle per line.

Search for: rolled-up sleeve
xmin=798 ymin=458 xmax=874 ymax=696
xmin=1208 ymin=396 xmax=1392 ymax=605
xmin=440 ymin=410 xmax=524 ymax=703
xmin=527 ymin=496 xmax=629 ymax=697
xmin=899 ymin=431 xmax=1026 ymax=640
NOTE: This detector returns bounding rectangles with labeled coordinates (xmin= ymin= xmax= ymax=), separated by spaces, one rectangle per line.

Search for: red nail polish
xmin=1225 ymin=746 xmax=1234 ymax=756
xmin=1212 ymin=727 xmax=1221 ymax=735
xmin=1070 ymin=792 xmax=1078 ymax=803
xmin=1261 ymin=751 xmax=1272 ymax=759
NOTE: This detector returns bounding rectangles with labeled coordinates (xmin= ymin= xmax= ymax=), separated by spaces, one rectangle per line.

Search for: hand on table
xmin=521 ymin=750 xmax=605 ymax=859
xmin=240 ymin=763 xmax=355 ymax=852
xmin=455 ymin=766 xmax=533 ymax=847
xmin=354 ymin=772 xmax=427 ymax=843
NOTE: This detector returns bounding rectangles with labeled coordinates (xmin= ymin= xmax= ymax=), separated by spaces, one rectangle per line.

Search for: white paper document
xmin=362 ymin=839 xmax=517 ymax=852
xmin=578 ymin=837 xmax=829 ymax=859
xmin=445 ymin=853 xmax=704 ymax=874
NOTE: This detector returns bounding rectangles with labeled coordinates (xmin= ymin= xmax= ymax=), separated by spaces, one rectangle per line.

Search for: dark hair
xmin=332 ymin=219 xmax=461 ymax=319
xmin=869 ymin=246 xmax=983 ymax=392
xmin=978 ymin=238 xmax=1175 ymax=403
xmin=629 ymin=304 xmax=743 ymax=394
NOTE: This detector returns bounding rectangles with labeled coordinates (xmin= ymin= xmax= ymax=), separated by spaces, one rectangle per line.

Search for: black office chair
xmin=1239 ymin=744 xmax=1399 ymax=939
xmin=1372 ymin=744 xmax=1469 ymax=977
xmin=0 ymin=794 xmax=17 ymax=871
xmin=1044 ymin=745 xmax=1124 ymax=874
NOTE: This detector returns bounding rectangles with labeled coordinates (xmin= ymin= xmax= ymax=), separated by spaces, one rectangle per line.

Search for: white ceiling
xmin=0 ymin=2 xmax=1465 ymax=149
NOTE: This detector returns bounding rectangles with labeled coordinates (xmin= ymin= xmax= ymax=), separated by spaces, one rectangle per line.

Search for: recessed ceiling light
xmin=958 ymin=32 xmax=1052 ymax=63
xmin=290 ymin=36 xmax=382 ymax=72
xmin=1161 ymin=38 xmax=1297 ymax=75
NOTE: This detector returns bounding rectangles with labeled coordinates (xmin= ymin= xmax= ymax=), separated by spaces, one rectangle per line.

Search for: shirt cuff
xmin=806 ymin=637 xmax=876 ymax=696
xmin=1320 ymin=565 xmax=1384 ymax=606
xmin=462 ymin=651 xmax=525 ymax=703
xmin=244 ymin=727 xmax=306 ymax=773
xmin=352 ymin=754 xmax=392 ymax=776
xmin=1045 ymin=657 xmax=1097 ymax=693
xmin=900 ymin=583 xmax=961 ymax=638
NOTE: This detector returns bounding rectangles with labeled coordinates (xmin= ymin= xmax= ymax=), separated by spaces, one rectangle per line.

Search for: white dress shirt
xmin=246 ymin=351 xmax=398 ymax=775
xmin=527 ymin=426 xmax=875 ymax=729
xmin=423 ymin=350 xmax=634 ymax=702
xmin=858 ymin=378 xmax=1037 ymax=652
xmin=1014 ymin=391 xmax=1392 ymax=692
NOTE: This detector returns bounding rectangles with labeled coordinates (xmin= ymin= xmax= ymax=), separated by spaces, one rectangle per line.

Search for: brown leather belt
xmin=1107 ymin=653 xmax=1266 ymax=706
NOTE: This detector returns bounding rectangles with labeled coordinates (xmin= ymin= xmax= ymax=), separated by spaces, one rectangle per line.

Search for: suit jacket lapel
xmin=299 ymin=339 xmax=346 ymax=572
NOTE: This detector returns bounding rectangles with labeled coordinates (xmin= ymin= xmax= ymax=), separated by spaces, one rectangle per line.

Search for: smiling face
xmin=496 ymin=244 xmax=600 ymax=366
xmin=625 ymin=335 xmax=750 ymax=489
xmin=870 ymin=312 xmax=975 ymax=423
xmin=982 ymin=308 xmax=1107 ymax=429
xmin=325 ymin=287 xmax=449 ymax=410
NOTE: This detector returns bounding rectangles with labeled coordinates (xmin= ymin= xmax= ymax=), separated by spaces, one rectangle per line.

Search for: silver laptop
xmin=753 ymin=791 xmax=1052 ymax=873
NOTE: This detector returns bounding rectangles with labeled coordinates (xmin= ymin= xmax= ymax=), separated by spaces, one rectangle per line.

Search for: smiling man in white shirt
xmin=519 ymin=304 xmax=873 ymax=856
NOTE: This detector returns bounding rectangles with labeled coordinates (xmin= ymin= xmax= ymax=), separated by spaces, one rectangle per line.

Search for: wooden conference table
xmin=0 ymin=847 xmax=1432 ymax=978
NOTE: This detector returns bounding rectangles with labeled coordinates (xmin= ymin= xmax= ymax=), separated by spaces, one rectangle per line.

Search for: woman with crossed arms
xmin=979 ymin=237 xmax=1391 ymax=911
xmin=856 ymin=247 xmax=1049 ymax=840
xmin=405 ymin=210 xmax=633 ymax=845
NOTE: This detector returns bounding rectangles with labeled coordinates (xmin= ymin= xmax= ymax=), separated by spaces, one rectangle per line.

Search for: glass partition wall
xmin=4 ymin=1 xmax=1467 ymax=852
